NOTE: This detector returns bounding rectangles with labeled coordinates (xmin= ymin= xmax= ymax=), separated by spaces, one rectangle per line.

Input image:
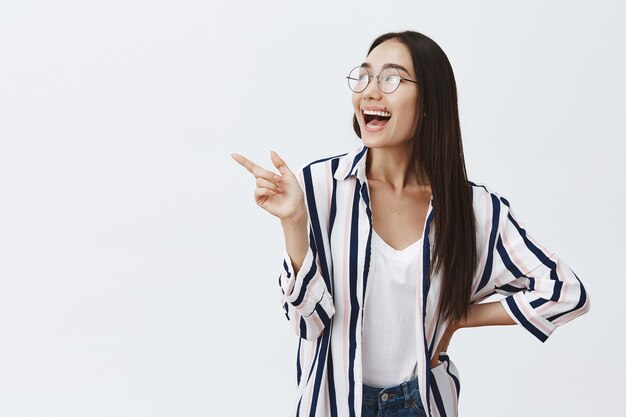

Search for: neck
xmin=366 ymin=141 xmax=429 ymax=191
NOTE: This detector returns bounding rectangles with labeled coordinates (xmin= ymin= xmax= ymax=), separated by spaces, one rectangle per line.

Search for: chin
xmin=361 ymin=137 xmax=389 ymax=149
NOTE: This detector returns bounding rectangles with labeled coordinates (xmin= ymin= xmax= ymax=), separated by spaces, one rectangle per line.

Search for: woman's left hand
xmin=430 ymin=321 xmax=461 ymax=369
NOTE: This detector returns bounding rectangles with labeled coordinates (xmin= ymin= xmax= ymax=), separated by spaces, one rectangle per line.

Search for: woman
xmin=231 ymin=30 xmax=590 ymax=417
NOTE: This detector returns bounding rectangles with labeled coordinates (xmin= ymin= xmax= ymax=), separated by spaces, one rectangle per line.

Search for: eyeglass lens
xmin=347 ymin=66 xmax=401 ymax=93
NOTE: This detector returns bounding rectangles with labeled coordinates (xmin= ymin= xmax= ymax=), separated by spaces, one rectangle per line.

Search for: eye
xmin=378 ymin=68 xmax=402 ymax=91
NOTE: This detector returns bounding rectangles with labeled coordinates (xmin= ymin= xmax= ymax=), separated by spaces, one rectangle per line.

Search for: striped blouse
xmin=277 ymin=143 xmax=590 ymax=417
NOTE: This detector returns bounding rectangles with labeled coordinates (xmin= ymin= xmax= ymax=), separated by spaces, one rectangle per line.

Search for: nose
xmin=361 ymin=75 xmax=382 ymax=100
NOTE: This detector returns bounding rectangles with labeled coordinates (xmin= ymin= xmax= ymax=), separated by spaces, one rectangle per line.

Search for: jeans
xmin=362 ymin=375 xmax=426 ymax=417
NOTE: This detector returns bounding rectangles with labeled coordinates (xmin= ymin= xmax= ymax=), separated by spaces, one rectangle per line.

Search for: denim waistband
xmin=362 ymin=375 xmax=420 ymax=408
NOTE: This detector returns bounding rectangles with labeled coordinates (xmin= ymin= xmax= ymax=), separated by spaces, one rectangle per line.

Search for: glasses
xmin=346 ymin=65 xmax=418 ymax=94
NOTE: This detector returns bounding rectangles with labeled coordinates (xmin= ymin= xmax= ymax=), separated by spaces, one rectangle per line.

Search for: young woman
xmin=232 ymin=30 xmax=590 ymax=417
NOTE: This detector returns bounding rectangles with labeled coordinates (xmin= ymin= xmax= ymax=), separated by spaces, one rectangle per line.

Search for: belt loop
xmin=402 ymin=381 xmax=410 ymax=408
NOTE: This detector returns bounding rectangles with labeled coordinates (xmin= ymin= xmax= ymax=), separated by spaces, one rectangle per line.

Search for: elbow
xmin=576 ymin=280 xmax=591 ymax=316
xmin=571 ymin=272 xmax=591 ymax=317
xmin=552 ymin=276 xmax=591 ymax=323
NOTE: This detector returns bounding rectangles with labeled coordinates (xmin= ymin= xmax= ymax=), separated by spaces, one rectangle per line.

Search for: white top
xmin=361 ymin=227 xmax=423 ymax=388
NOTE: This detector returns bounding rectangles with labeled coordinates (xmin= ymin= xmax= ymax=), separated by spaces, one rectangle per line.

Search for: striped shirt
xmin=277 ymin=143 xmax=591 ymax=417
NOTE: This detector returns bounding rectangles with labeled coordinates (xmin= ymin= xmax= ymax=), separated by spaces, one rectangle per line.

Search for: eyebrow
xmin=361 ymin=62 xmax=411 ymax=75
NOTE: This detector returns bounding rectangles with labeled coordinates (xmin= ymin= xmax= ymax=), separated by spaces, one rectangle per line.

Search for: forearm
xmin=281 ymin=210 xmax=309 ymax=276
xmin=459 ymin=301 xmax=516 ymax=329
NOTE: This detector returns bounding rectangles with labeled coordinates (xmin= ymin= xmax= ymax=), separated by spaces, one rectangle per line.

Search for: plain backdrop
xmin=0 ymin=1 xmax=624 ymax=416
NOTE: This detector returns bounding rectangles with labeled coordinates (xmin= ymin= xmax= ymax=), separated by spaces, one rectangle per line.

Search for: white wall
xmin=0 ymin=0 xmax=623 ymax=416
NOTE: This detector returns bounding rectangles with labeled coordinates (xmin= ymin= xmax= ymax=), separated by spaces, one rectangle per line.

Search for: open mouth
xmin=362 ymin=110 xmax=392 ymax=129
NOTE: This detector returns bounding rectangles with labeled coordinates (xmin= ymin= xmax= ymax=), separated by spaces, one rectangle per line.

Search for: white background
xmin=0 ymin=1 xmax=624 ymax=416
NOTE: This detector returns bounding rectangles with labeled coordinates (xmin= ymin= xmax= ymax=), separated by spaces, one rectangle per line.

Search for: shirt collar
xmin=333 ymin=143 xmax=368 ymax=183
xmin=333 ymin=143 xmax=435 ymax=203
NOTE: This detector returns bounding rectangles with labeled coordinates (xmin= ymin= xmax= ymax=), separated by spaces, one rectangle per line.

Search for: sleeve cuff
xmin=500 ymin=292 xmax=557 ymax=343
xmin=279 ymin=245 xmax=328 ymax=317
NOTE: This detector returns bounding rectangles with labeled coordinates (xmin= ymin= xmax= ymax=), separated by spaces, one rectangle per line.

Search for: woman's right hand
xmin=231 ymin=150 xmax=306 ymax=222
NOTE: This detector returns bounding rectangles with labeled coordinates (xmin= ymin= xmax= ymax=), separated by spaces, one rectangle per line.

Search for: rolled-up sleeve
xmin=490 ymin=194 xmax=591 ymax=342
xmin=277 ymin=167 xmax=335 ymax=341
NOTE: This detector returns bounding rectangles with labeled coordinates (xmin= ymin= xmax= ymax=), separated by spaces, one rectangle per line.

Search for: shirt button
xmin=381 ymin=393 xmax=388 ymax=401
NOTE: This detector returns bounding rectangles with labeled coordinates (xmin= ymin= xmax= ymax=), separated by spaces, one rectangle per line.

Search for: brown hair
xmin=353 ymin=30 xmax=477 ymax=325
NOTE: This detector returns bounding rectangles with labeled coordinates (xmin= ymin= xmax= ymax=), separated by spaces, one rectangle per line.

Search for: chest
xmin=368 ymin=181 xmax=432 ymax=251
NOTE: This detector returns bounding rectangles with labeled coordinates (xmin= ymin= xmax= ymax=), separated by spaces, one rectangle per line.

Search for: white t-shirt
xmin=361 ymin=227 xmax=423 ymax=388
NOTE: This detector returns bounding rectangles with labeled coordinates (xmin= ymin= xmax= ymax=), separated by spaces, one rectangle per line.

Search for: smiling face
xmin=352 ymin=39 xmax=420 ymax=148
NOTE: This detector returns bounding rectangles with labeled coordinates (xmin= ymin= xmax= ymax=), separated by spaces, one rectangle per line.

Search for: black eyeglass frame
xmin=346 ymin=65 xmax=419 ymax=94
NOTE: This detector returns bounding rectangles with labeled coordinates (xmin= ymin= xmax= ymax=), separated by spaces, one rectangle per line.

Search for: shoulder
xmin=467 ymin=179 xmax=512 ymax=225
xmin=468 ymin=179 xmax=509 ymax=205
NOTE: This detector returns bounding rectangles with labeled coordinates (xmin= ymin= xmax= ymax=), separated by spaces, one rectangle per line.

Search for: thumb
xmin=270 ymin=150 xmax=293 ymax=177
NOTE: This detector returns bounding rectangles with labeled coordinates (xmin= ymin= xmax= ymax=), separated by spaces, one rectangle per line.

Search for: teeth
xmin=363 ymin=109 xmax=391 ymax=117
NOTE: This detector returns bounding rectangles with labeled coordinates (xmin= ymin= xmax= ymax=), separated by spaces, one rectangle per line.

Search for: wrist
xmin=281 ymin=207 xmax=308 ymax=226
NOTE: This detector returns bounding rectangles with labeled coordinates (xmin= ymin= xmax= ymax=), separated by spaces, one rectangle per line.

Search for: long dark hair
xmin=353 ymin=30 xmax=477 ymax=325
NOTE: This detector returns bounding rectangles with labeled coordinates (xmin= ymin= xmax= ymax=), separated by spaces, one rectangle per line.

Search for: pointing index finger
xmin=231 ymin=153 xmax=275 ymax=180
xmin=231 ymin=153 xmax=258 ymax=173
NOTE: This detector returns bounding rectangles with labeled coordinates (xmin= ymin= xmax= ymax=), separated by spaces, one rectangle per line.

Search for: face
xmin=351 ymin=39 xmax=419 ymax=148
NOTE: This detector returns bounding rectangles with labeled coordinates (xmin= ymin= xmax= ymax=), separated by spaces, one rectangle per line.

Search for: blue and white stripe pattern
xmin=277 ymin=144 xmax=590 ymax=417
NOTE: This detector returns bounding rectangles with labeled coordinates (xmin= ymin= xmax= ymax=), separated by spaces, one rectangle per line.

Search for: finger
xmin=231 ymin=153 xmax=277 ymax=181
xmin=270 ymin=150 xmax=294 ymax=177
xmin=256 ymin=187 xmax=278 ymax=197
xmin=231 ymin=153 xmax=253 ymax=170
xmin=256 ymin=177 xmax=282 ymax=193
xmin=254 ymin=187 xmax=278 ymax=205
